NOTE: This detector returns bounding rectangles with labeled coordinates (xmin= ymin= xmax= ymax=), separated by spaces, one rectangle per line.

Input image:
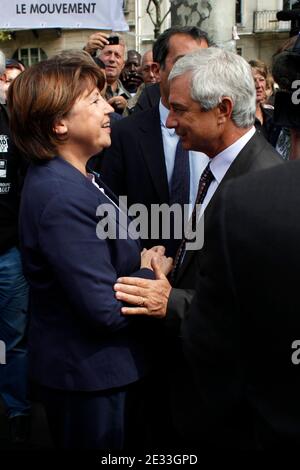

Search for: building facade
xmin=0 ymin=0 xmax=171 ymax=66
xmin=235 ymin=0 xmax=293 ymax=63
xmin=0 ymin=0 xmax=296 ymax=66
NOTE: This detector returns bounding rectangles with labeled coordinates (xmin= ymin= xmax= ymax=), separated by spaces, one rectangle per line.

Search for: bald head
xmin=141 ymin=49 xmax=159 ymax=84
xmin=142 ymin=50 xmax=153 ymax=67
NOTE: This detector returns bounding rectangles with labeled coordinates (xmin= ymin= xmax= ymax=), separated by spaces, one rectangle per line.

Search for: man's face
xmin=141 ymin=51 xmax=159 ymax=84
xmin=124 ymin=51 xmax=141 ymax=74
xmin=167 ymin=73 xmax=221 ymax=157
xmin=99 ymin=44 xmax=125 ymax=84
xmin=2 ymin=67 xmax=22 ymax=98
xmin=123 ymin=51 xmax=143 ymax=92
xmin=159 ymin=34 xmax=208 ymax=107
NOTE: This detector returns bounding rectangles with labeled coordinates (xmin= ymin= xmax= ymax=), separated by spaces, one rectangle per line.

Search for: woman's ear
xmin=53 ymin=118 xmax=68 ymax=137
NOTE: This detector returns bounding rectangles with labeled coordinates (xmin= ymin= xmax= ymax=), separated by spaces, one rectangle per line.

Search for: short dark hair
xmin=126 ymin=50 xmax=141 ymax=62
xmin=8 ymin=50 xmax=105 ymax=161
xmin=152 ymin=26 xmax=211 ymax=68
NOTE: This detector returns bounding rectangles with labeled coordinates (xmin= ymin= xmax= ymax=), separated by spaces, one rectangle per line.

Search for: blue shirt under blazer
xmin=19 ymin=157 xmax=155 ymax=392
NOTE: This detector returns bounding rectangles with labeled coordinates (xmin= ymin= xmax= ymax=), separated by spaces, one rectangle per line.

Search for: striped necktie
xmin=170 ymin=162 xmax=214 ymax=282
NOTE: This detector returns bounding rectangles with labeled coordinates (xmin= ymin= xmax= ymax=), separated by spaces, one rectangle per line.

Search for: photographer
xmin=84 ymin=32 xmax=131 ymax=114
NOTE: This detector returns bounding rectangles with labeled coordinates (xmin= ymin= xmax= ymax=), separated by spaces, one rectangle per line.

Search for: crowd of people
xmin=0 ymin=23 xmax=300 ymax=450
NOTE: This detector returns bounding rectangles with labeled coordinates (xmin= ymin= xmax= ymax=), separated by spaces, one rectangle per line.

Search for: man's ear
xmin=152 ymin=62 xmax=160 ymax=76
xmin=217 ymin=97 xmax=233 ymax=124
xmin=53 ymin=118 xmax=68 ymax=137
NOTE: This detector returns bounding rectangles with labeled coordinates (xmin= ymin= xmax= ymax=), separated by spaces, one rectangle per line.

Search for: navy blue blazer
xmin=19 ymin=157 xmax=155 ymax=392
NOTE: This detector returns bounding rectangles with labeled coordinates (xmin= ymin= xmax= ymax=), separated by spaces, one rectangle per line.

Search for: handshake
xmin=114 ymin=245 xmax=174 ymax=319
xmin=140 ymin=245 xmax=173 ymax=276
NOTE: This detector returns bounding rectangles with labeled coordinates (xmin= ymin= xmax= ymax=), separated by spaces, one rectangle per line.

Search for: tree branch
xmin=160 ymin=6 xmax=171 ymax=26
xmin=146 ymin=0 xmax=156 ymax=26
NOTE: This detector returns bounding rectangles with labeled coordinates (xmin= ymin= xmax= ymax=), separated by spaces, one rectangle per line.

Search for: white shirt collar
xmin=210 ymin=127 xmax=256 ymax=183
xmin=159 ymin=99 xmax=176 ymax=136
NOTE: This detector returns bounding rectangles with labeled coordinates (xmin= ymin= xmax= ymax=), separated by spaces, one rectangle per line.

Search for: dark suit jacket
xmin=131 ymin=83 xmax=161 ymax=115
xmin=180 ymin=161 xmax=300 ymax=448
xmin=19 ymin=157 xmax=154 ymax=392
xmin=166 ymin=131 xmax=283 ymax=334
xmin=100 ymin=104 xmax=170 ymax=250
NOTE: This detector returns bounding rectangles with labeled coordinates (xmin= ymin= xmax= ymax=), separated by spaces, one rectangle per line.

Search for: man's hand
xmin=114 ymin=258 xmax=172 ymax=318
xmin=84 ymin=32 xmax=109 ymax=55
xmin=108 ymin=95 xmax=128 ymax=112
xmin=120 ymin=69 xmax=144 ymax=93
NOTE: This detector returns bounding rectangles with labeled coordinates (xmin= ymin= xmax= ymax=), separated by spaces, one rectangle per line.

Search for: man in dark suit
xmin=113 ymin=48 xmax=283 ymax=447
xmin=114 ymin=48 xmax=283 ymax=327
xmin=174 ymin=28 xmax=300 ymax=449
xmin=180 ymin=160 xmax=300 ymax=448
xmin=100 ymin=26 xmax=210 ymax=257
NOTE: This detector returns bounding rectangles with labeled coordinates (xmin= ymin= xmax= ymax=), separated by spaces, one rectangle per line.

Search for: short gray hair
xmin=169 ymin=47 xmax=256 ymax=128
xmin=0 ymin=50 xmax=5 ymax=76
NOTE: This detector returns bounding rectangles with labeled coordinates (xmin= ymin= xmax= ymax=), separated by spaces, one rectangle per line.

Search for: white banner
xmin=0 ymin=0 xmax=129 ymax=31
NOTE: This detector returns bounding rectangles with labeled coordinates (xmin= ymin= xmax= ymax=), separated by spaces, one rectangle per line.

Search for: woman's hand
xmin=140 ymin=246 xmax=173 ymax=276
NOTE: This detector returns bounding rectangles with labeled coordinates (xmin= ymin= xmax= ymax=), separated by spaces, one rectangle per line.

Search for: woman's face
xmin=252 ymin=68 xmax=266 ymax=104
xmin=62 ymin=86 xmax=114 ymax=157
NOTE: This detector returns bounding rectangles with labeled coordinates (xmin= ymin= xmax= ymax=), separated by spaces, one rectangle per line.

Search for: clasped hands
xmin=114 ymin=246 xmax=173 ymax=319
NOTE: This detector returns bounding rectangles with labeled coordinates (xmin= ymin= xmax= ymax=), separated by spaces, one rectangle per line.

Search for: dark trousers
xmin=0 ymin=247 xmax=30 ymax=418
xmin=39 ymin=381 xmax=146 ymax=450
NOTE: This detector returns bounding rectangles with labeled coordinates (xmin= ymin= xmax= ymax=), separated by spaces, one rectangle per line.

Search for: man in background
xmin=121 ymin=49 xmax=143 ymax=95
xmin=0 ymin=59 xmax=25 ymax=102
xmin=125 ymin=50 xmax=160 ymax=115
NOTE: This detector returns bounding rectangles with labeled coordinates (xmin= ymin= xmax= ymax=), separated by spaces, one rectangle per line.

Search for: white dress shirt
xmin=200 ymin=126 xmax=256 ymax=217
xmin=87 ymin=173 xmax=121 ymax=211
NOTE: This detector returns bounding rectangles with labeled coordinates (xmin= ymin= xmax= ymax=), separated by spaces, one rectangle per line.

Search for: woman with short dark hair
xmin=8 ymin=50 xmax=172 ymax=449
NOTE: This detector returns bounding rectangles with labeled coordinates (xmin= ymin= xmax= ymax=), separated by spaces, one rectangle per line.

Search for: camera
xmin=274 ymin=90 xmax=300 ymax=128
xmin=277 ymin=8 xmax=300 ymax=37
xmin=272 ymin=32 xmax=300 ymax=128
xmin=107 ymin=36 xmax=119 ymax=45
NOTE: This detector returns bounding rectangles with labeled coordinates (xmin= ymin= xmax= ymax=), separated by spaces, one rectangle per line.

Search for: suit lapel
xmin=50 ymin=159 xmax=140 ymax=249
xmin=93 ymin=173 xmax=141 ymax=246
xmin=138 ymin=105 xmax=170 ymax=204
